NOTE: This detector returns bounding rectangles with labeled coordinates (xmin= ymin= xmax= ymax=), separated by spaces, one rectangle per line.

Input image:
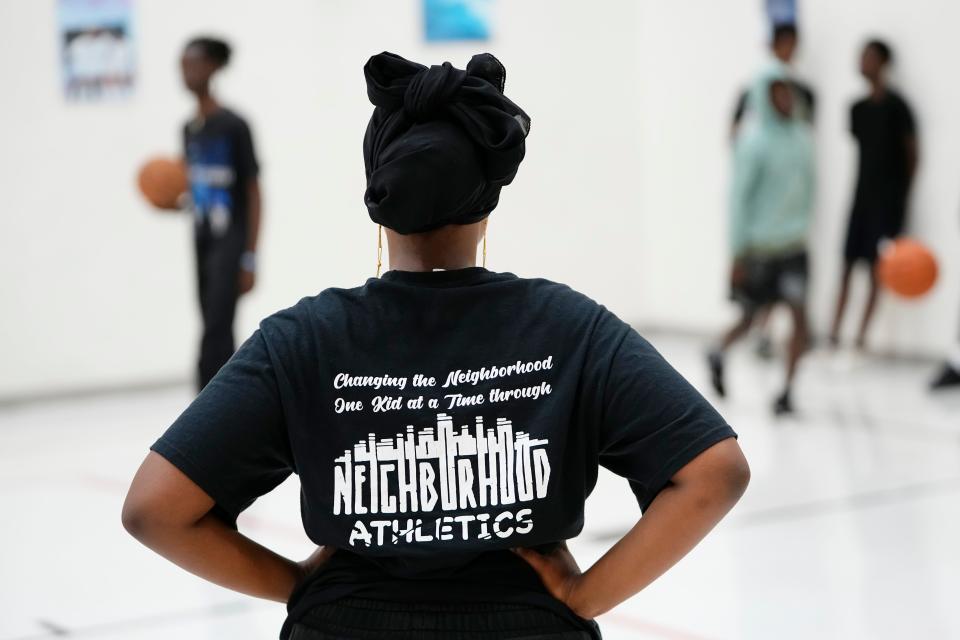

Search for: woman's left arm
xmin=122 ymin=451 xmax=328 ymax=603
xmin=514 ymin=437 xmax=749 ymax=619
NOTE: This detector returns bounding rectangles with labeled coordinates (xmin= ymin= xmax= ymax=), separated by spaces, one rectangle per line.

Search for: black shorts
xmin=731 ymin=250 xmax=808 ymax=311
xmin=844 ymin=201 xmax=905 ymax=263
xmin=288 ymin=597 xmax=597 ymax=640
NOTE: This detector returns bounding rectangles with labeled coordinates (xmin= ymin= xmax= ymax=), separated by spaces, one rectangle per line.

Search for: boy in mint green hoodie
xmin=709 ymin=64 xmax=814 ymax=415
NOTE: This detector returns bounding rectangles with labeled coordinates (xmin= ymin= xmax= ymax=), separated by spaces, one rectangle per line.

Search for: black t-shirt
xmin=150 ymin=267 xmax=737 ymax=639
xmin=182 ymin=108 xmax=259 ymax=238
xmin=850 ymin=90 xmax=916 ymax=225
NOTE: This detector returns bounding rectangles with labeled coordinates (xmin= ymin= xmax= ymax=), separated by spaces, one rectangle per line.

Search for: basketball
xmin=137 ymin=156 xmax=188 ymax=210
xmin=876 ymin=237 xmax=938 ymax=298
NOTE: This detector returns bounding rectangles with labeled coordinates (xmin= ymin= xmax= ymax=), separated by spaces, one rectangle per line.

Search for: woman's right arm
xmin=123 ymin=328 xmax=334 ymax=602
xmin=514 ymin=437 xmax=749 ymax=619
xmin=122 ymin=451 xmax=325 ymax=603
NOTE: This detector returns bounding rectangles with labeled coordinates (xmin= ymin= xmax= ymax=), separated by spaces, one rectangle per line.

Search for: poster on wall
xmin=765 ymin=0 xmax=797 ymax=25
xmin=59 ymin=0 xmax=135 ymax=101
xmin=424 ymin=0 xmax=492 ymax=42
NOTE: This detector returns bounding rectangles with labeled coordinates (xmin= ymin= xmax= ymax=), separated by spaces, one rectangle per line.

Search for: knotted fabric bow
xmin=362 ymin=51 xmax=531 ymax=235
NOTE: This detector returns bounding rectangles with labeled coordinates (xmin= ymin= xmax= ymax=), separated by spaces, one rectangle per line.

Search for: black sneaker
xmin=708 ymin=350 xmax=726 ymax=398
xmin=773 ymin=391 xmax=793 ymax=415
xmin=930 ymin=364 xmax=960 ymax=391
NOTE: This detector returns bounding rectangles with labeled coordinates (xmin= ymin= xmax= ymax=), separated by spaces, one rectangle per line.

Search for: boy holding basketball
xmin=179 ymin=37 xmax=262 ymax=391
xmin=829 ymin=39 xmax=918 ymax=350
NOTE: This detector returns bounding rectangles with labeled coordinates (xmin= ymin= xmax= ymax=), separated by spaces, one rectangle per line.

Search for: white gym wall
xmin=1 ymin=0 xmax=957 ymax=399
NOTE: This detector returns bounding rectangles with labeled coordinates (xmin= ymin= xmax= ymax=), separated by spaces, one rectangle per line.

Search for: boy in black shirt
xmin=122 ymin=52 xmax=749 ymax=640
xmin=180 ymin=37 xmax=262 ymax=390
xmin=830 ymin=39 xmax=918 ymax=349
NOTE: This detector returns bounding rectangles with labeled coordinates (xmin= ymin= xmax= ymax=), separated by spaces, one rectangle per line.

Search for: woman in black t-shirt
xmin=122 ymin=52 xmax=749 ymax=640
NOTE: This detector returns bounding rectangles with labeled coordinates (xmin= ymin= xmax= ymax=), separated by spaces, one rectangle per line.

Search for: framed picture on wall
xmin=765 ymin=0 xmax=797 ymax=25
xmin=423 ymin=0 xmax=493 ymax=42
xmin=59 ymin=0 xmax=135 ymax=101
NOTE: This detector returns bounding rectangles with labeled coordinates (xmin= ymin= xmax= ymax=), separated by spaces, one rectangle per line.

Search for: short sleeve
xmin=149 ymin=330 xmax=294 ymax=527
xmin=589 ymin=311 xmax=737 ymax=512
xmin=897 ymin=96 xmax=917 ymax=136
xmin=234 ymin=117 xmax=260 ymax=180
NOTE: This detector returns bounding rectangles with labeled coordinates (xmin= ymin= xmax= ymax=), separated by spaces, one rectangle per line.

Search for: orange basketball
xmin=876 ymin=238 xmax=938 ymax=298
xmin=137 ymin=156 xmax=188 ymax=210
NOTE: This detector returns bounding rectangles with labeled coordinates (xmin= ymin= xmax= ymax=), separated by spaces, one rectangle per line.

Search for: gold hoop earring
xmin=482 ymin=227 xmax=487 ymax=268
xmin=376 ymin=225 xmax=383 ymax=277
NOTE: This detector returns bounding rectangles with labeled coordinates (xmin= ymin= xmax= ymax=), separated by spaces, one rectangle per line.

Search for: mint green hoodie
xmin=730 ymin=63 xmax=814 ymax=256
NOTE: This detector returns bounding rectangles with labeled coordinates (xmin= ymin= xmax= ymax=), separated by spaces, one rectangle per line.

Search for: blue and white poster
xmin=59 ymin=0 xmax=135 ymax=101
xmin=765 ymin=0 xmax=797 ymax=25
xmin=424 ymin=0 xmax=493 ymax=42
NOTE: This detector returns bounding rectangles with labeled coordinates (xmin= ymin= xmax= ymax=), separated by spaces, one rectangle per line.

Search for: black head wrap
xmin=362 ymin=51 xmax=531 ymax=235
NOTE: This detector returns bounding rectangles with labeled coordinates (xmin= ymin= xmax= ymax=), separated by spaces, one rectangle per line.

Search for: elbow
xmin=120 ymin=496 xmax=150 ymax=540
xmin=121 ymin=493 xmax=169 ymax=542
xmin=121 ymin=490 xmax=205 ymax=543
xmin=724 ymin=453 xmax=751 ymax=502
xmin=712 ymin=443 xmax=751 ymax=507
xmin=692 ymin=439 xmax=751 ymax=507
xmin=692 ymin=460 xmax=749 ymax=514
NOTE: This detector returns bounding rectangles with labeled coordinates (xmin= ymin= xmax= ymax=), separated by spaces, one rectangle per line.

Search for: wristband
xmin=240 ymin=251 xmax=257 ymax=272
